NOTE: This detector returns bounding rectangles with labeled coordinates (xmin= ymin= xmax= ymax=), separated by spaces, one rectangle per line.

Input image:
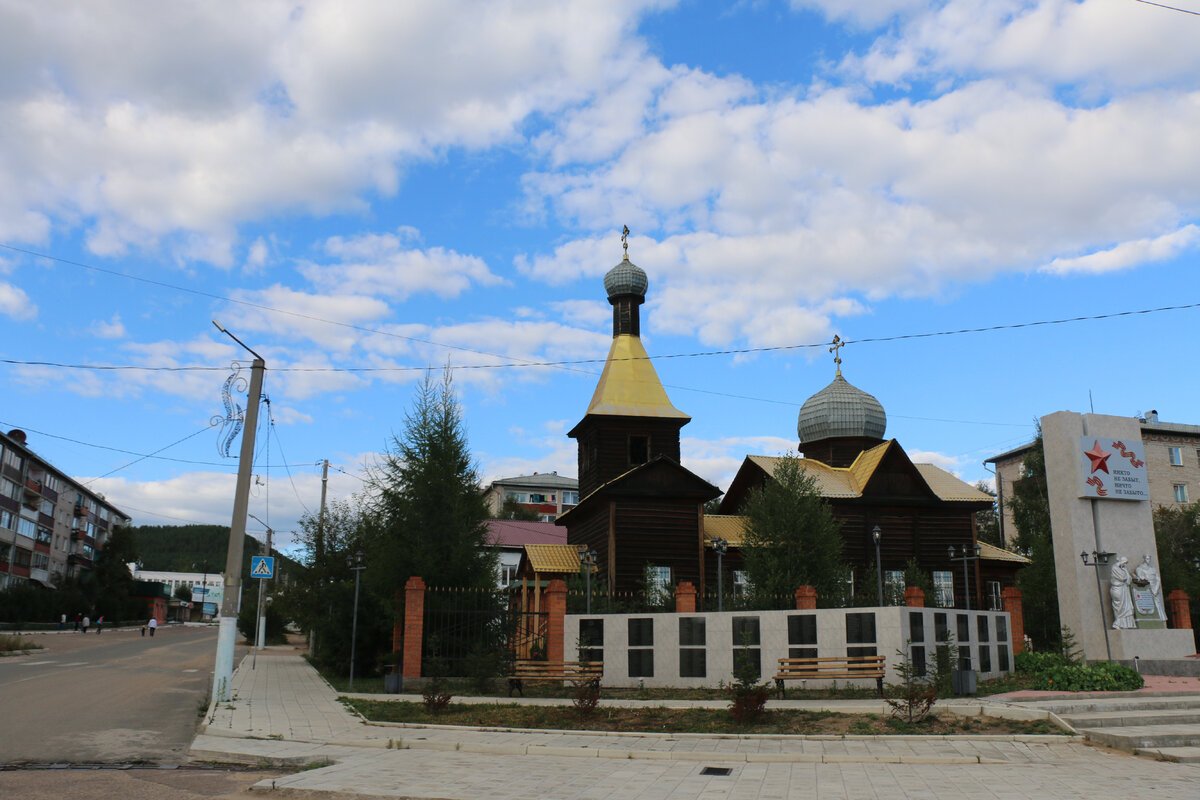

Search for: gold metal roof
xmin=524 ymin=544 xmax=584 ymax=574
xmin=584 ymin=335 xmax=689 ymax=419
xmin=978 ymin=541 xmax=1032 ymax=564
xmin=703 ymin=514 xmax=747 ymax=546
xmin=746 ymin=445 xmax=991 ymax=503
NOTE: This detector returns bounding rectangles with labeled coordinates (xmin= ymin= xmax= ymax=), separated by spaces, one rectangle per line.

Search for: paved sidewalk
xmin=191 ymin=654 xmax=1200 ymax=798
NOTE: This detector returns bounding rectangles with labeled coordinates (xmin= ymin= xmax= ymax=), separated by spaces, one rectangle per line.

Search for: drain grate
xmin=700 ymin=767 xmax=733 ymax=776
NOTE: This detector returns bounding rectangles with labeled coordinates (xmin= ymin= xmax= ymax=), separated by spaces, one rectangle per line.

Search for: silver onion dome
xmin=797 ymin=374 xmax=887 ymax=444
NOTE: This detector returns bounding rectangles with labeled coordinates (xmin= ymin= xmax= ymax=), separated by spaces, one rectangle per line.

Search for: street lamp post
xmin=579 ymin=548 xmax=598 ymax=614
xmin=947 ymin=544 xmax=982 ymax=611
xmin=712 ymin=538 xmax=728 ymax=612
xmin=347 ymin=550 xmax=366 ymax=691
xmin=872 ymin=526 xmax=884 ymax=606
xmin=1080 ymin=550 xmax=1114 ymax=661
xmin=210 ymin=321 xmax=266 ymax=703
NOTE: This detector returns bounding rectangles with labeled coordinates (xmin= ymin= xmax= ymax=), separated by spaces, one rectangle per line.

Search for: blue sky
xmin=1 ymin=0 xmax=1198 ymax=554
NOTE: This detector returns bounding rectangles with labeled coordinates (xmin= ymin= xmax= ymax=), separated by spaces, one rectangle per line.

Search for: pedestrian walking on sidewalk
xmin=96 ymin=615 xmax=104 ymax=633
xmin=148 ymin=617 xmax=158 ymax=637
xmin=59 ymin=613 xmax=66 ymax=631
xmin=73 ymin=613 xmax=80 ymax=632
xmin=81 ymin=615 xmax=90 ymax=634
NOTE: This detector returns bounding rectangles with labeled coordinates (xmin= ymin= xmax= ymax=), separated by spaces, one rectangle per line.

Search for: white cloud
xmin=90 ymin=314 xmax=126 ymax=339
xmin=1041 ymin=225 xmax=1200 ymax=276
xmin=907 ymin=448 xmax=966 ymax=476
xmin=0 ymin=0 xmax=668 ymax=262
xmin=302 ymin=230 xmax=503 ymax=300
xmin=0 ymin=281 xmax=36 ymax=320
xmin=837 ymin=0 xmax=1200 ymax=90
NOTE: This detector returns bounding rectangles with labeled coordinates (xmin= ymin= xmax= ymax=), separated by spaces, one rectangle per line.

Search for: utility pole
xmin=249 ymin=514 xmax=273 ymax=662
xmin=211 ymin=320 xmax=265 ymax=703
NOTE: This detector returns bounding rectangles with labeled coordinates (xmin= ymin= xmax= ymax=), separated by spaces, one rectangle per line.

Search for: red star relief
xmin=1084 ymin=440 xmax=1111 ymax=474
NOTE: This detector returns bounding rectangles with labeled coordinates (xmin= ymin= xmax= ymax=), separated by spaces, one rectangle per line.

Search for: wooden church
xmin=556 ymin=240 xmax=1027 ymax=607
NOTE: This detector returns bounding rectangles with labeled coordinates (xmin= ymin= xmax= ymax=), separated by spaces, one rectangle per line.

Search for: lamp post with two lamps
xmin=712 ymin=538 xmax=728 ymax=612
xmin=347 ymin=549 xmax=366 ymax=691
xmin=1080 ymin=550 xmax=1114 ymax=661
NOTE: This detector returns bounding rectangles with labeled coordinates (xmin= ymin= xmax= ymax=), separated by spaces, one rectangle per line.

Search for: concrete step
xmin=1061 ymin=707 xmax=1200 ymax=728
xmin=1078 ymin=723 xmax=1200 ymax=752
xmin=1142 ymin=745 xmax=1200 ymax=763
xmin=1024 ymin=695 xmax=1200 ymax=715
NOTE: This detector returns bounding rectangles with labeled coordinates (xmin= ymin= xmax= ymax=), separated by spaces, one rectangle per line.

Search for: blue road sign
xmin=251 ymin=556 xmax=275 ymax=579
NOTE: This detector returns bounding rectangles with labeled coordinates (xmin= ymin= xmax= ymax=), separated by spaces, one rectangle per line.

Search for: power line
xmin=2 ymin=299 xmax=1197 ymax=375
xmin=1135 ymin=0 xmax=1200 ymax=16
xmin=268 ymin=404 xmax=311 ymax=515
xmin=82 ymin=424 xmax=219 ymax=485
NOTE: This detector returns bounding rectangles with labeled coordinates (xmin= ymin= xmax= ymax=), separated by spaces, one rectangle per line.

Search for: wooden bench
xmin=773 ymin=655 xmax=886 ymax=698
xmin=506 ymin=660 xmax=603 ymax=697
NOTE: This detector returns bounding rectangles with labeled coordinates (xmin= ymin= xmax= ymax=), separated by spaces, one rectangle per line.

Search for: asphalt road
xmin=0 ymin=625 xmax=227 ymax=765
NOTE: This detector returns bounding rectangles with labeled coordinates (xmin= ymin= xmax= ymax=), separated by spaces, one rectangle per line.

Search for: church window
xmin=628 ymin=435 xmax=649 ymax=465
xmin=932 ymin=571 xmax=954 ymax=607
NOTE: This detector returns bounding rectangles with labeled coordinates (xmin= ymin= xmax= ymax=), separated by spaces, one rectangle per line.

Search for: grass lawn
xmin=345 ymin=699 xmax=1063 ymax=737
xmin=0 ymin=634 xmax=44 ymax=655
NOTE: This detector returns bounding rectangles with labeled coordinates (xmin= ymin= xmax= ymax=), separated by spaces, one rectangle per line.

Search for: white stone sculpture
xmin=1109 ymin=556 xmax=1136 ymax=629
xmin=1133 ymin=553 xmax=1166 ymax=620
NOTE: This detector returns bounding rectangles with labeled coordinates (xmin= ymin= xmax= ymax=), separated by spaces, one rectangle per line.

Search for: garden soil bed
xmin=347 ymin=700 xmax=1063 ymax=736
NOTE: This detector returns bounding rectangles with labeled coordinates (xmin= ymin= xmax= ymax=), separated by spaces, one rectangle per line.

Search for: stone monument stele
xmin=1041 ymin=411 xmax=1193 ymax=662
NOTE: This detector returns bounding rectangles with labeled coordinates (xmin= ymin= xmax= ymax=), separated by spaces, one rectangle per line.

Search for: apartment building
xmin=0 ymin=428 xmax=131 ymax=589
xmin=482 ymin=472 xmax=579 ymax=522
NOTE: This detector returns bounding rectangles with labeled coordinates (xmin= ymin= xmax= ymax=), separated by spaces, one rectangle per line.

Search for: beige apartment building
xmin=0 ymin=428 xmax=131 ymax=589
xmin=986 ymin=411 xmax=1200 ymax=547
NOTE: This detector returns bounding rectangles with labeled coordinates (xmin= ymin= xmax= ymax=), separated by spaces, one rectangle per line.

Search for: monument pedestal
xmin=1042 ymin=411 xmax=1196 ymax=662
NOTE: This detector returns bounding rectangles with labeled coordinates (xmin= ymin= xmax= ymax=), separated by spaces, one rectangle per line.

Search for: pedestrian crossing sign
xmin=251 ymin=556 xmax=275 ymax=579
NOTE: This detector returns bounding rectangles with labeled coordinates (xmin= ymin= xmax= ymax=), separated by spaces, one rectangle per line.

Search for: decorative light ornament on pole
xmin=579 ymin=547 xmax=598 ymax=614
xmin=872 ymin=526 xmax=884 ymax=607
xmin=247 ymin=513 xmax=273 ymax=669
xmin=947 ymin=544 xmax=982 ymax=611
xmin=1080 ymin=550 xmax=1115 ymax=661
xmin=347 ymin=549 xmax=366 ymax=691
xmin=712 ymin=538 xmax=728 ymax=612
xmin=210 ymin=320 xmax=265 ymax=704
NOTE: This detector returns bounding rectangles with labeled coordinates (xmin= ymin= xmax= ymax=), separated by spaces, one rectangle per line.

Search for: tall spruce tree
xmin=740 ymin=455 xmax=847 ymax=606
xmin=364 ymin=368 xmax=496 ymax=592
xmin=1007 ymin=430 xmax=1061 ymax=650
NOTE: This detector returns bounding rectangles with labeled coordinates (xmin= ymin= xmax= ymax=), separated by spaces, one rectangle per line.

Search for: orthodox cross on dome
xmin=829 ymin=334 xmax=844 ymax=376
xmin=621 ymin=225 xmax=630 ymax=260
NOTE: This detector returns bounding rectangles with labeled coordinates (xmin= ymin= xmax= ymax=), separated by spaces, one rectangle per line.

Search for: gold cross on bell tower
xmin=829 ymin=334 xmax=843 ymax=376
xmin=621 ymin=225 xmax=630 ymax=260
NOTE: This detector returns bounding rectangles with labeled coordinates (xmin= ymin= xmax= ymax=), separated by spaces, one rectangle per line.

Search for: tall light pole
xmin=211 ymin=320 xmax=265 ymax=703
xmin=872 ymin=525 xmax=884 ymax=607
xmin=579 ymin=547 xmax=597 ymax=614
xmin=948 ymin=544 xmax=981 ymax=610
xmin=712 ymin=538 xmax=728 ymax=612
xmin=347 ymin=549 xmax=365 ymax=691
xmin=248 ymin=514 xmax=272 ymax=668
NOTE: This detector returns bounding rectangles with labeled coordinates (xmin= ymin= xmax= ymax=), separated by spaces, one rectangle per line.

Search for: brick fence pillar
xmin=795 ymin=585 xmax=817 ymax=610
xmin=904 ymin=586 xmax=925 ymax=607
xmin=1168 ymin=589 xmax=1192 ymax=630
xmin=545 ymin=579 xmax=567 ymax=664
xmin=1001 ymin=586 xmax=1025 ymax=654
xmin=675 ymin=581 xmax=697 ymax=613
xmin=401 ymin=576 xmax=425 ymax=680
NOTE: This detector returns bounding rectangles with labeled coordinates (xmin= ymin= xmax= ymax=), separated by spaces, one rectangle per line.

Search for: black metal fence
xmin=422 ymin=585 xmax=546 ymax=676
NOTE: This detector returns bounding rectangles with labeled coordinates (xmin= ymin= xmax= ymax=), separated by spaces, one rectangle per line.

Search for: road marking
xmin=60 ymin=661 xmax=88 ymax=667
xmin=182 ymin=669 xmax=199 ymax=673
xmin=20 ymin=661 xmax=57 ymax=666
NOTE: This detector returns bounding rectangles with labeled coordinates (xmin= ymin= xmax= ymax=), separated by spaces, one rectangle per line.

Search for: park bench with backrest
xmin=773 ymin=654 xmax=886 ymax=698
xmin=506 ymin=659 xmax=603 ymax=697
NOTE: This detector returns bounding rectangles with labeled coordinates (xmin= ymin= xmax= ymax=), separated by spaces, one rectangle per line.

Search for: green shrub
xmin=1028 ymin=660 xmax=1144 ymax=692
xmin=1014 ymin=650 xmax=1068 ymax=674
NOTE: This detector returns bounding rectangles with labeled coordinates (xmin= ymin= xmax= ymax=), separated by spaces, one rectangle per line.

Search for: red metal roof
xmin=486 ymin=519 xmax=568 ymax=548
